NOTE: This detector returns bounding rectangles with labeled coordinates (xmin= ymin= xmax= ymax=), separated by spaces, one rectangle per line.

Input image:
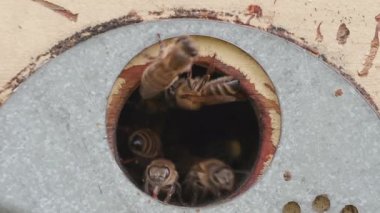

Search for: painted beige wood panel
xmin=0 ymin=0 xmax=379 ymax=110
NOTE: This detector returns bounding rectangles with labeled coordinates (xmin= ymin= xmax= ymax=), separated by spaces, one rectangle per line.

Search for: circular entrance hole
xmin=106 ymin=36 xmax=281 ymax=207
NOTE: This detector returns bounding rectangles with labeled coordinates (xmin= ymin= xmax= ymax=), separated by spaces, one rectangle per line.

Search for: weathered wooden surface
xmin=0 ymin=0 xmax=379 ymax=110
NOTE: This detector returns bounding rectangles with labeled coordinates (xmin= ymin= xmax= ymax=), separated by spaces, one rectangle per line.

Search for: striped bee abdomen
xmin=201 ymin=76 xmax=241 ymax=96
xmin=140 ymin=62 xmax=179 ymax=99
xmin=128 ymin=129 xmax=162 ymax=159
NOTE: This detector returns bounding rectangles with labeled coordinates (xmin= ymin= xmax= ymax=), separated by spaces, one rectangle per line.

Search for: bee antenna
xmin=206 ymin=53 xmax=217 ymax=76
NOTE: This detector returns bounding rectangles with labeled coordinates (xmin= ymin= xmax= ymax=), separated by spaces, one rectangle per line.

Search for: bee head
xmin=211 ymin=167 xmax=235 ymax=191
xmin=176 ymin=36 xmax=198 ymax=57
xmin=148 ymin=165 xmax=170 ymax=184
xmin=146 ymin=159 xmax=176 ymax=185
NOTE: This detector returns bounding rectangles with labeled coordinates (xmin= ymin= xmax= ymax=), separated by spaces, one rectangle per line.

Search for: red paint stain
xmin=315 ymin=21 xmax=324 ymax=42
xmin=32 ymin=0 xmax=78 ymax=22
xmin=358 ymin=14 xmax=380 ymax=76
xmin=336 ymin=23 xmax=350 ymax=45
xmin=335 ymin=89 xmax=343 ymax=97
xmin=246 ymin=5 xmax=263 ymax=24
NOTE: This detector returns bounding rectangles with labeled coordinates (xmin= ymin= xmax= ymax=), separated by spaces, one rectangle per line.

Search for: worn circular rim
xmin=106 ymin=35 xmax=281 ymax=206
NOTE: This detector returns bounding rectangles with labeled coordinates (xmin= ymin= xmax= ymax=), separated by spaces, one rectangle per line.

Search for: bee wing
xmin=193 ymin=76 xmax=246 ymax=105
xmin=199 ymin=95 xmax=240 ymax=105
xmin=201 ymin=76 xmax=241 ymax=96
xmin=203 ymin=76 xmax=234 ymax=86
xmin=178 ymin=93 xmax=238 ymax=106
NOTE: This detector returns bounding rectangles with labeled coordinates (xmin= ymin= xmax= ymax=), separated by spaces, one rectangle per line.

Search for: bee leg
xmin=205 ymin=53 xmax=217 ymax=75
xmin=191 ymin=53 xmax=216 ymax=92
xmin=163 ymin=185 xmax=176 ymax=203
xmin=194 ymin=74 xmax=210 ymax=92
xmin=157 ymin=33 xmax=165 ymax=57
xmin=119 ymin=158 xmax=137 ymax=165
xmin=142 ymin=53 xmax=156 ymax=61
xmin=144 ymin=182 xmax=150 ymax=194
xmin=186 ymin=70 xmax=194 ymax=90
xmin=190 ymin=187 xmax=199 ymax=206
xmin=210 ymin=187 xmax=222 ymax=199
xmin=199 ymin=188 xmax=208 ymax=203
xmin=152 ymin=186 xmax=160 ymax=200
xmin=174 ymin=182 xmax=186 ymax=205
xmin=192 ymin=53 xmax=216 ymax=93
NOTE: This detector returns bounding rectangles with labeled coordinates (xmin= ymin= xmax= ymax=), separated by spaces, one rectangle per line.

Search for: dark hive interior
xmin=116 ymin=64 xmax=261 ymax=206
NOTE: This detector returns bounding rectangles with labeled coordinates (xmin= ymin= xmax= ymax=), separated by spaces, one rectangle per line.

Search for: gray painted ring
xmin=0 ymin=19 xmax=379 ymax=212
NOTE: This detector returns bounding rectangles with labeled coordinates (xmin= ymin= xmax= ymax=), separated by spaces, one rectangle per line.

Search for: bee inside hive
xmin=115 ymin=36 xmax=261 ymax=207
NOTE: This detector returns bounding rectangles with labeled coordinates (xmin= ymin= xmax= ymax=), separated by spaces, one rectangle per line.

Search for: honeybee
xmin=140 ymin=35 xmax=198 ymax=99
xmin=129 ymin=129 xmax=162 ymax=158
xmin=183 ymin=158 xmax=235 ymax=205
xmin=166 ymin=75 xmax=245 ymax=111
xmin=144 ymin=159 xmax=182 ymax=203
xmin=121 ymin=129 xmax=162 ymax=165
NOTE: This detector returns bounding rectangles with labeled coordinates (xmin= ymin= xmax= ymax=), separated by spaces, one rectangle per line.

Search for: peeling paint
xmin=170 ymin=8 xmax=221 ymax=20
xmin=1 ymin=8 xmax=379 ymax=118
xmin=336 ymin=23 xmax=350 ymax=45
xmin=315 ymin=21 xmax=323 ymax=42
xmin=0 ymin=11 xmax=142 ymax=107
xmin=358 ymin=14 xmax=380 ymax=76
xmin=246 ymin=5 xmax=263 ymax=24
xmin=267 ymin=25 xmax=320 ymax=55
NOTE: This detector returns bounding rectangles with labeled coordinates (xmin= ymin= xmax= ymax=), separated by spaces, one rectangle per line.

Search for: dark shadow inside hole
xmin=116 ymin=64 xmax=261 ymax=206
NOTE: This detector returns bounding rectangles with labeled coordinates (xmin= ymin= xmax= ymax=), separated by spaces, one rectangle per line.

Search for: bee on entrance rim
xmin=120 ymin=128 xmax=162 ymax=165
xmin=166 ymin=74 xmax=245 ymax=111
xmin=144 ymin=158 xmax=182 ymax=204
xmin=165 ymin=54 xmax=246 ymax=111
xmin=139 ymin=35 xmax=198 ymax=100
xmin=183 ymin=158 xmax=235 ymax=206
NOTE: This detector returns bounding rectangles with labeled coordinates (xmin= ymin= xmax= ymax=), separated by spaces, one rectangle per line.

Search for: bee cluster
xmin=116 ymin=36 xmax=260 ymax=206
